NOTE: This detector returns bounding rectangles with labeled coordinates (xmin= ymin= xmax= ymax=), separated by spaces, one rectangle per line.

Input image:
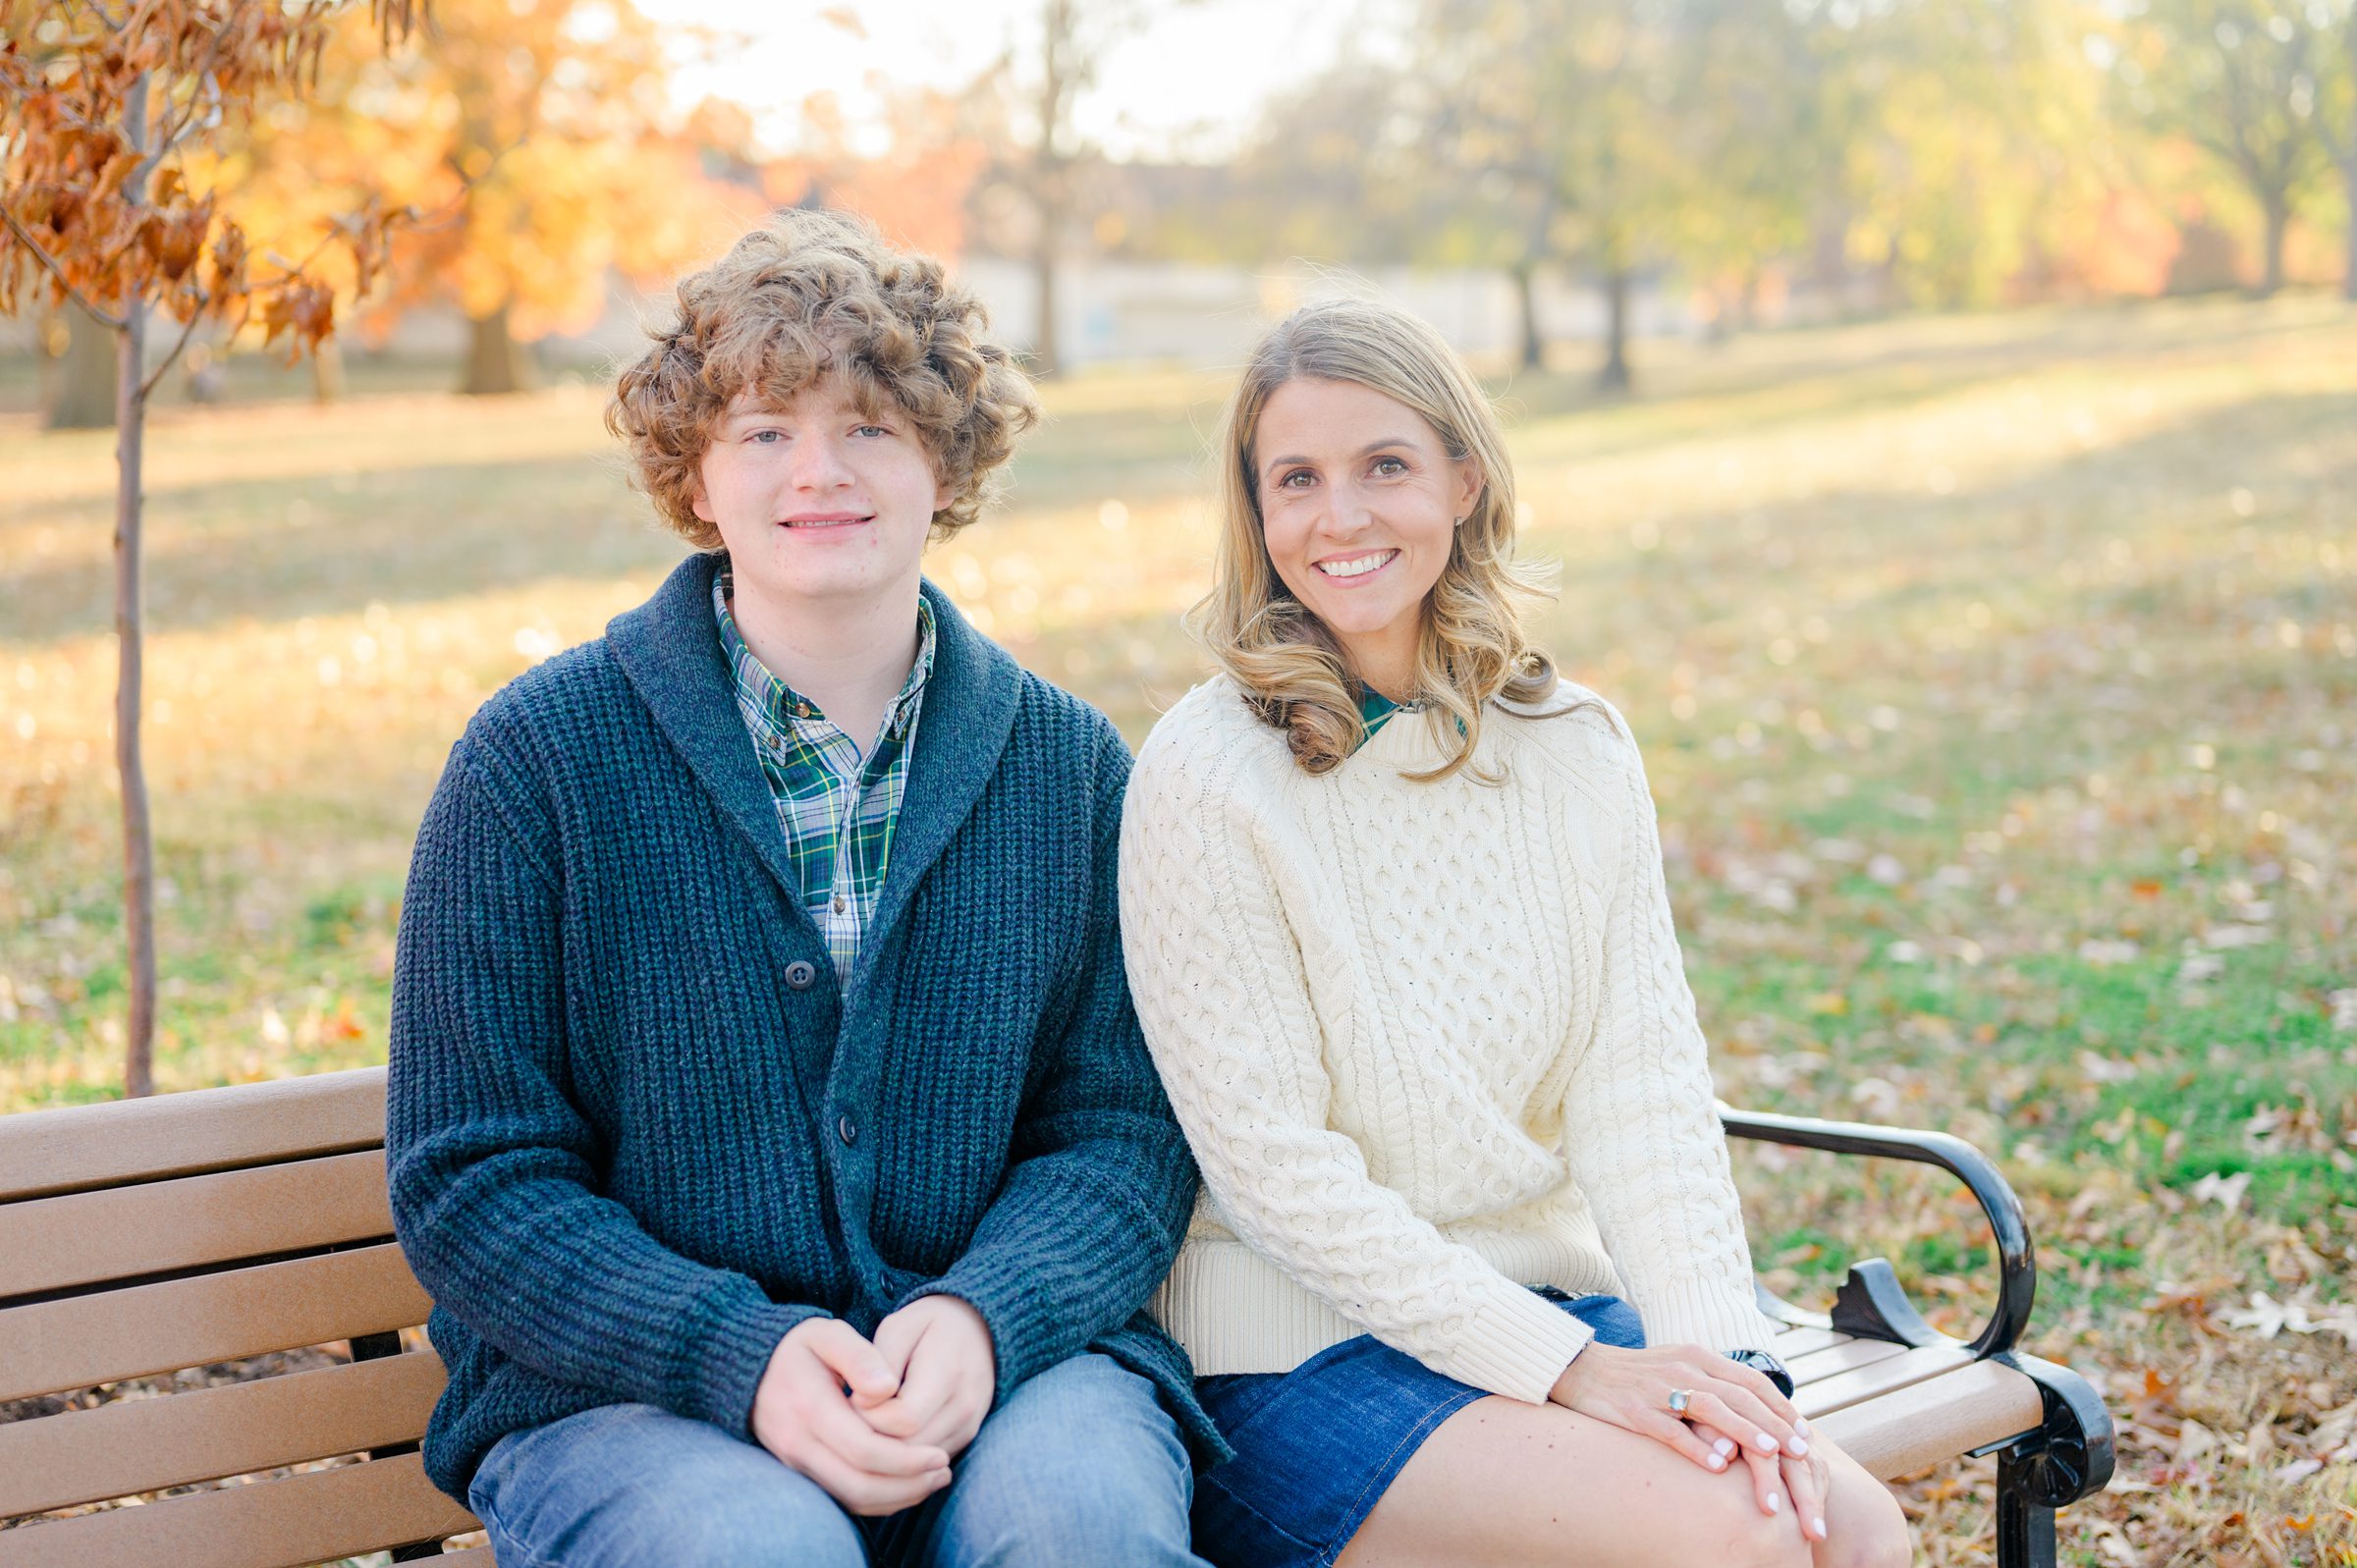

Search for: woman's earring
xmin=1453 ymin=514 xmax=1465 ymax=527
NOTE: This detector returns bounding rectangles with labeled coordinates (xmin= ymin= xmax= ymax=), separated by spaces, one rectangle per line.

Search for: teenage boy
xmin=386 ymin=210 xmax=1218 ymax=1567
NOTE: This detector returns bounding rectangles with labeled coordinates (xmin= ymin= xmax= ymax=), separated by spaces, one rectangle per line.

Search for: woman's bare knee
xmin=1819 ymin=1476 xmax=1911 ymax=1568
xmin=1670 ymin=1475 xmax=1817 ymax=1568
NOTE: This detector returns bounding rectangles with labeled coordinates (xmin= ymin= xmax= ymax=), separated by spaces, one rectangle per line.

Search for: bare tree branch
xmin=137 ymin=288 xmax=211 ymax=400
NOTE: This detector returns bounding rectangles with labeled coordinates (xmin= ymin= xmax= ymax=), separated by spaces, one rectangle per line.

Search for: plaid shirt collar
xmin=712 ymin=569 xmax=935 ymax=765
xmin=711 ymin=568 xmax=935 ymax=986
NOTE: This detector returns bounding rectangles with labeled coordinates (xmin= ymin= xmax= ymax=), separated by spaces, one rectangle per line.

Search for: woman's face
xmin=1252 ymin=376 xmax=1482 ymax=683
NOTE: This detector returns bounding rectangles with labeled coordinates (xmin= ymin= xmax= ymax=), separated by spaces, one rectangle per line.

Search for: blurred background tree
xmin=2119 ymin=0 xmax=2334 ymax=297
xmin=0 ymin=0 xmax=416 ymax=1095
xmin=227 ymin=0 xmax=738 ymax=395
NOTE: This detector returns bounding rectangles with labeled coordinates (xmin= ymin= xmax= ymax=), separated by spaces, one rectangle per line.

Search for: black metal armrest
xmin=1720 ymin=1104 xmax=2117 ymax=1530
xmin=1719 ymin=1103 xmax=2033 ymax=1362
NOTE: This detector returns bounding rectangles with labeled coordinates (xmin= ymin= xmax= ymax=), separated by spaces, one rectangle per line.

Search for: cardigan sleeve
xmin=899 ymin=723 xmax=1202 ymax=1406
xmin=1558 ymin=704 xmax=1784 ymax=1355
xmin=387 ymin=736 xmax=817 ymax=1439
xmin=1118 ymin=730 xmax=1595 ymax=1405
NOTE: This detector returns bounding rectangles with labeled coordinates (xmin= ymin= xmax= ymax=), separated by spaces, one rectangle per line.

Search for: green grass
xmin=5 ymin=293 xmax=2357 ymax=1564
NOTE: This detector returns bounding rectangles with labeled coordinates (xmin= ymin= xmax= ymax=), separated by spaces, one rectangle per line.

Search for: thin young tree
xmin=0 ymin=0 xmax=416 ymax=1097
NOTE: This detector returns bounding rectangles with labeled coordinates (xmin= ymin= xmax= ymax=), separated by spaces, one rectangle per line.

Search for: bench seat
xmin=0 ymin=1069 xmax=2110 ymax=1567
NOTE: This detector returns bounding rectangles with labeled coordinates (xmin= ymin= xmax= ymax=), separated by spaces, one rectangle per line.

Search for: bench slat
xmin=1797 ymin=1344 xmax=1979 ymax=1420
xmin=1811 ymin=1358 xmax=2045 ymax=1482
xmin=0 ymin=1244 xmax=431 ymax=1403
xmin=1766 ymin=1325 xmax=1845 ymax=1359
xmin=0 ymin=1069 xmax=387 ymax=1203
xmin=0 ymin=1451 xmax=479 ymax=1568
xmin=0 ymin=1150 xmax=394 ymax=1301
xmin=0 ymin=1350 xmax=445 ymax=1517
xmin=1784 ymin=1336 xmax=1911 ymax=1385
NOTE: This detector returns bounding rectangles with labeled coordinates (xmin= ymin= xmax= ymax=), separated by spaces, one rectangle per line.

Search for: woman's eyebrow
xmin=1263 ymin=437 xmax=1417 ymax=475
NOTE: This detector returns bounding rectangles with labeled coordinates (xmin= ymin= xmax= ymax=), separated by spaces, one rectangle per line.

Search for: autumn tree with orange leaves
xmin=0 ymin=0 xmax=417 ymax=1098
xmin=233 ymin=0 xmax=742 ymax=396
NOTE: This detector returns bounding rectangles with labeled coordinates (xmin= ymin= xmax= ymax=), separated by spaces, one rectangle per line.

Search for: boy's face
xmin=692 ymin=374 xmax=950 ymax=616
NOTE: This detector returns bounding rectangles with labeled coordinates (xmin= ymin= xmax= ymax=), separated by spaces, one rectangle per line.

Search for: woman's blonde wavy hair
xmin=1194 ymin=295 xmax=1570 ymax=782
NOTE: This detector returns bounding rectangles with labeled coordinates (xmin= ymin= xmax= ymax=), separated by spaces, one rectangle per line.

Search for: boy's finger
xmin=800 ymin=1321 xmax=900 ymax=1403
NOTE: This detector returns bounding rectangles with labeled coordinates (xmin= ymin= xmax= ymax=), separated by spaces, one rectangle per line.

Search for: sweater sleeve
xmin=1119 ymin=728 xmax=1594 ymax=1404
xmin=386 ymin=736 xmax=817 ymax=1439
xmin=1559 ymin=705 xmax=1784 ymax=1355
xmin=901 ymin=723 xmax=1201 ymax=1407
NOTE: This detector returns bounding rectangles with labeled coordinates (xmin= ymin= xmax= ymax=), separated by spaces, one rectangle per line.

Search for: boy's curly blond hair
xmin=608 ymin=208 xmax=1040 ymax=548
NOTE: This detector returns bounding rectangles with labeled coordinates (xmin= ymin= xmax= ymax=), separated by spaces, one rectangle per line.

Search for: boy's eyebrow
xmin=1263 ymin=437 xmax=1418 ymax=475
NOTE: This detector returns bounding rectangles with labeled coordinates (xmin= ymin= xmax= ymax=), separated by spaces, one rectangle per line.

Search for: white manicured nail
xmin=1815 ymin=1516 xmax=1829 ymax=1539
xmin=1793 ymin=1417 xmax=1811 ymax=1435
xmin=1766 ymin=1492 xmax=1781 ymax=1514
xmin=1757 ymin=1431 xmax=1780 ymax=1450
xmin=1713 ymin=1437 xmax=1736 ymax=1458
xmin=1787 ymin=1435 xmax=1809 ymax=1456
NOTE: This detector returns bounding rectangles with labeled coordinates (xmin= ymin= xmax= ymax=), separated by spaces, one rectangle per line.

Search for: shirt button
xmin=832 ymin=893 xmax=848 ymax=914
xmin=837 ymin=1113 xmax=857 ymax=1146
xmin=784 ymin=960 xmax=816 ymax=991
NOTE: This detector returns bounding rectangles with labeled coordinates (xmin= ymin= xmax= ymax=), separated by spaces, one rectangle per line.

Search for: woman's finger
xmin=1742 ymin=1443 xmax=1788 ymax=1523
xmin=1710 ymin=1354 xmax=1804 ymax=1425
xmin=1682 ymin=1388 xmax=1792 ymax=1460
xmin=1637 ymin=1407 xmax=1735 ymax=1473
xmin=1784 ymin=1450 xmax=1832 ymax=1544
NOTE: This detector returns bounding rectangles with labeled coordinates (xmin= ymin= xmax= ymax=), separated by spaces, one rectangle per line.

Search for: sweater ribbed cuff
xmin=1634 ymin=1275 xmax=1785 ymax=1356
xmin=680 ymin=1291 xmax=828 ymax=1439
xmin=1451 ymin=1282 xmax=1599 ymax=1405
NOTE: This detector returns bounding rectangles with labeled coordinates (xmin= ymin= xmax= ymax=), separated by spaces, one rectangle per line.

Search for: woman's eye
xmin=1371 ymin=456 xmax=1406 ymax=476
xmin=1278 ymin=469 xmax=1315 ymax=489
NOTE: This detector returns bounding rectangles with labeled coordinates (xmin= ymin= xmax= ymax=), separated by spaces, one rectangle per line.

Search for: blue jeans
xmin=468 ymin=1351 xmax=1207 ymax=1568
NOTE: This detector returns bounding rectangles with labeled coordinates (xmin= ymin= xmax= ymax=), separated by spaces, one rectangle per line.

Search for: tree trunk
xmin=48 ymin=301 xmax=119 ymax=430
xmin=461 ymin=301 xmax=531 ymax=396
xmin=1598 ymin=267 xmax=1633 ymax=394
xmin=311 ymin=336 xmax=346 ymax=405
xmin=2344 ymin=161 xmax=2357 ymax=302
xmin=2257 ymin=191 xmax=2289 ymax=297
xmin=116 ymin=72 xmax=158 ymax=1099
xmin=1032 ymin=244 xmax=1061 ymax=380
xmin=1508 ymin=264 xmax=1544 ymax=370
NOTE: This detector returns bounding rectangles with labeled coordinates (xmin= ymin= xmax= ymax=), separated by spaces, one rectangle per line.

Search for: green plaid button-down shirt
xmin=714 ymin=570 xmax=934 ymax=988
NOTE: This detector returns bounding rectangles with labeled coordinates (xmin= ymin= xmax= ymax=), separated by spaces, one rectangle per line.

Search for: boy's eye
xmin=854 ymin=424 xmax=892 ymax=438
xmin=749 ymin=429 xmax=783 ymax=443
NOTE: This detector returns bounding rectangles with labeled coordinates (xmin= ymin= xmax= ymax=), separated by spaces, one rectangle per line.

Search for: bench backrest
xmin=0 ymin=1067 xmax=480 ymax=1566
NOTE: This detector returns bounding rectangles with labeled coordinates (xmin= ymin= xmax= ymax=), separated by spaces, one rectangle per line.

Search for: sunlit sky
xmin=632 ymin=0 xmax=1379 ymax=162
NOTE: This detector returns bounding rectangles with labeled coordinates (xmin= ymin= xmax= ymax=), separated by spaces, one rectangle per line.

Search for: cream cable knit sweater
xmin=1119 ymin=676 xmax=1784 ymax=1407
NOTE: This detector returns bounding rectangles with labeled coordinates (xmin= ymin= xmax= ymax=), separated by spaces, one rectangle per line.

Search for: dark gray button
xmin=785 ymin=961 xmax=816 ymax=991
xmin=837 ymin=1113 xmax=857 ymax=1147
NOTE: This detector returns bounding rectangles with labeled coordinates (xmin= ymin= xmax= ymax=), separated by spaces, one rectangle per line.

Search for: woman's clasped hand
xmin=1549 ymin=1341 xmax=1833 ymax=1545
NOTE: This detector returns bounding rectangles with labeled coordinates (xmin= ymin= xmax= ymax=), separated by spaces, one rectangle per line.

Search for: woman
xmin=1118 ymin=297 xmax=1912 ymax=1568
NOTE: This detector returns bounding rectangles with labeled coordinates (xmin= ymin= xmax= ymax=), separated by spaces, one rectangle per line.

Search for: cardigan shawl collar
xmin=605 ymin=553 xmax=1022 ymax=994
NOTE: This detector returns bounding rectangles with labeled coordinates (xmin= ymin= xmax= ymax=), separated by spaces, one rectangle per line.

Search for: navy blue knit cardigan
xmin=386 ymin=552 xmax=1219 ymax=1500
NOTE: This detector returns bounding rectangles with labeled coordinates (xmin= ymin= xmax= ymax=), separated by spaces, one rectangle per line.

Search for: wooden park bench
xmin=0 ymin=1069 xmax=2113 ymax=1567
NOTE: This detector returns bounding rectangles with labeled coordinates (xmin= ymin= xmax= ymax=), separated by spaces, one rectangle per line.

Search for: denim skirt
xmin=1189 ymin=1289 xmax=1646 ymax=1568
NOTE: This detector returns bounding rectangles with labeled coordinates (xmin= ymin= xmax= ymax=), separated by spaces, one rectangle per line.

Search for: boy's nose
xmin=788 ymin=434 xmax=854 ymax=489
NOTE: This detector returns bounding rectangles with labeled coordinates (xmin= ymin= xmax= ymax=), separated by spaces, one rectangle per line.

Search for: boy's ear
xmin=690 ymin=474 xmax=715 ymax=525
